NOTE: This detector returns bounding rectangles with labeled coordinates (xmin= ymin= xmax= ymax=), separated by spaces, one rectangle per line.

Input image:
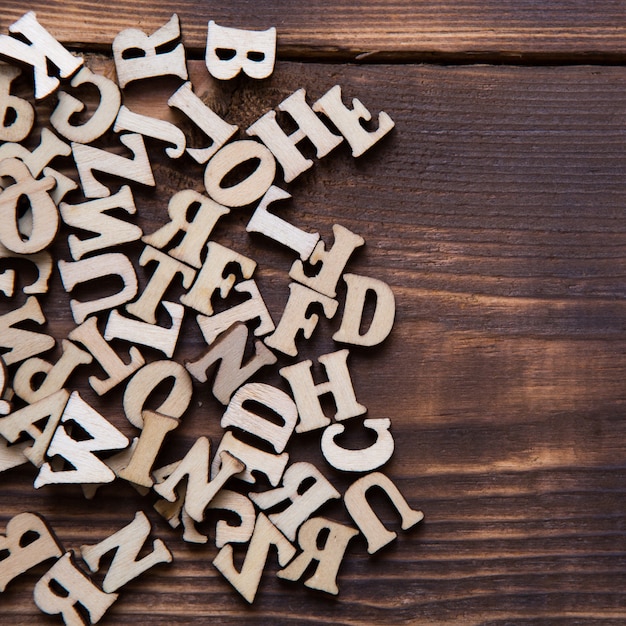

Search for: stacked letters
xmin=0 ymin=12 xmax=424 ymax=622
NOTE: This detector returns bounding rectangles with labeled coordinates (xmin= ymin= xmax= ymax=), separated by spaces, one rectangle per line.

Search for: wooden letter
xmin=0 ymin=388 xmax=69 ymax=467
xmin=0 ymin=128 xmax=70 ymax=179
xmin=206 ymin=22 xmax=276 ymax=80
xmin=212 ymin=430 xmax=288 ymax=487
xmin=250 ymin=462 xmax=340 ymax=541
xmin=289 ymin=224 xmax=364 ymax=298
xmin=180 ymin=242 xmax=256 ymax=316
xmin=321 ymin=418 xmax=394 ymax=472
xmin=0 ymin=512 xmax=63 ymax=591
xmin=33 ymin=552 xmax=117 ymax=624
xmin=344 ymin=472 xmax=424 ymax=554
xmin=168 ymin=81 xmax=238 ymax=164
xmin=221 ymin=382 xmax=298 ymax=453
xmin=34 ymin=391 xmax=129 ymax=487
xmin=0 ymin=65 xmax=34 ymax=142
xmin=0 ymin=157 xmax=58 ymax=255
xmin=313 ymin=85 xmax=395 ymax=157
xmin=72 ymin=133 xmax=155 ymax=199
xmin=0 ymin=296 xmax=54 ymax=366
xmin=68 ymin=316 xmax=145 ymax=395
xmin=112 ymin=14 xmax=187 ymax=88
xmin=247 ymin=88 xmax=342 ymax=182
xmin=126 ymin=245 xmax=196 ymax=323
xmin=196 ymin=279 xmax=275 ymax=344
xmin=80 ymin=511 xmax=172 ymax=593
xmin=264 ymin=283 xmax=338 ymax=357
xmin=280 ymin=349 xmax=366 ymax=433
xmin=142 ymin=189 xmax=229 ymax=268
xmin=13 ymin=339 xmax=92 ymax=403
xmin=105 ymin=301 xmax=185 ymax=358
xmin=213 ymin=513 xmax=294 ymax=603
xmin=0 ymin=437 xmax=29 ymax=473
xmin=117 ymin=410 xmax=179 ymax=488
xmin=204 ymin=140 xmax=276 ymax=207
xmin=246 ymin=186 xmax=320 ymax=259
xmin=123 ymin=360 xmax=192 ymax=428
xmin=333 ymin=273 xmax=396 ymax=346
xmin=114 ymin=105 xmax=186 ymax=159
xmin=0 ymin=12 xmax=83 ymax=99
xmin=208 ymin=490 xmax=256 ymax=548
xmin=153 ymin=437 xmax=244 ymax=523
xmin=50 ymin=66 xmax=121 ymax=143
xmin=186 ymin=322 xmax=277 ymax=405
xmin=277 ymin=517 xmax=358 ymax=595
xmin=58 ymin=252 xmax=138 ymax=324
xmin=0 ymin=243 xmax=53 ymax=295
xmin=60 ymin=185 xmax=142 ymax=261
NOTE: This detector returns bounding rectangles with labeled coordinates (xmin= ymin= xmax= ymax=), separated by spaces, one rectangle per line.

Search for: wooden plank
xmin=2 ymin=3 xmax=626 ymax=60
xmin=1 ymin=58 xmax=626 ymax=623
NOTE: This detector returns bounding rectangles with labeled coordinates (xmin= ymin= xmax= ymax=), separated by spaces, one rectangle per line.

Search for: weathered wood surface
xmin=3 ymin=2 xmax=626 ymax=60
xmin=1 ymin=54 xmax=625 ymax=623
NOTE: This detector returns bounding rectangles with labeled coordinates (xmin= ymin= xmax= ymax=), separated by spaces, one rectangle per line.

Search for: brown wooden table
xmin=1 ymin=2 xmax=625 ymax=624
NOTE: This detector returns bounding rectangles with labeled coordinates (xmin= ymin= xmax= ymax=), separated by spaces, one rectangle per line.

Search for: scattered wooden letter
xmin=80 ymin=511 xmax=172 ymax=593
xmin=321 ymin=418 xmax=395 ymax=472
xmin=68 ymin=315 xmax=145 ymax=395
xmin=186 ymin=322 xmax=277 ymax=405
xmin=196 ymin=279 xmax=275 ymax=344
xmin=289 ymin=224 xmax=364 ymax=299
xmin=247 ymin=89 xmax=342 ymax=182
xmin=112 ymin=14 xmax=188 ymax=88
xmin=0 ymin=12 xmax=83 ymax=100
xmin=34 ymin=391 xmax=129 ymax=487
xmin=0 ymin=157 xmax=58 ymax=255
xmin=246 ymin=186 xmax=320 ymax=259
xmin=250 ymin=462 xmax=340 ymax=541
xmin=50 ymin=66 xmax=121 ymax=143
xmin=264 ymin=283 xmax=338 ymax=357
xmin=0 ymin=64 xmax=34 ymax=142
xmin=333 ymin=273 xmax=396 ymax=346
xmin=117 ymin=410 xmax=179 ymax=488
xmin=58 ymin=252 xmax=138 ymax=324
xmin=212 ymin=513 xmax=295 ymax=604
xmin=204 ymin=139 xmax=276 ymax=208
xmin=33 ymin=552 xmax=118 ymax=624
xmin=0 ymin=512 xmax=63 ymax=592
xmin=123 ymin=359 xmax=192 ymax=428
xmin=279 ymin=349 xmax=366 ymax=433
xmin=125 ymin=245 xmax=196 ymax=324
xmin=221 ymin=382 xmax=298 ymax=454
xmin=313 ymin=84 xmax=395 ymax=157
xmin=0 ymin=296 xmax=55 ymax=366
xmin=168 ymin=81 xmax=238 ymax=164
xmin=277 ymin=516 xmax=359 ymax=595
xmin=72 ymin=133 xmax=155 ymax=199
xmin=205 ymin=21 xmax=276 ymax=80
xmin=344 ymin=472 xmax=424 ymax=554
xmin=60 ymin=185 xmax=142 ymax=261
xmin=179 ymin=242 xmax=256 ymax=316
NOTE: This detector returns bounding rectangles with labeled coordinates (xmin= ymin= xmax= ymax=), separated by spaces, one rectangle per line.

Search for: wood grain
xmin=1 ymin=55 xmax=626 ymax=623
xmin=3 ymin=2 xmax=626 ymax=61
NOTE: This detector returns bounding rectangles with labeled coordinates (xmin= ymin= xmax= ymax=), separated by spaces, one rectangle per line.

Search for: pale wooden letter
xmin=280 ymin=349 xmax=366 ymax=433
xmin=33 ymin=553 xmax=117 ymax=624
xmin=0 ymin=12 xmax=83 ymax=99
xmin=80 ymin=511 xmax=172 ymax=593
xmin=206 ymin=22 xmax=276 ymax=80
xmin=344 ymin=472 xmax=424 ymax=554
xmin=113 ymin=14 xmax=187 ymax=88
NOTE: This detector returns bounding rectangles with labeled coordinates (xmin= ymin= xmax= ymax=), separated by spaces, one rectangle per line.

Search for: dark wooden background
xmin=1 ymin=2 xmax=626 ymax=624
